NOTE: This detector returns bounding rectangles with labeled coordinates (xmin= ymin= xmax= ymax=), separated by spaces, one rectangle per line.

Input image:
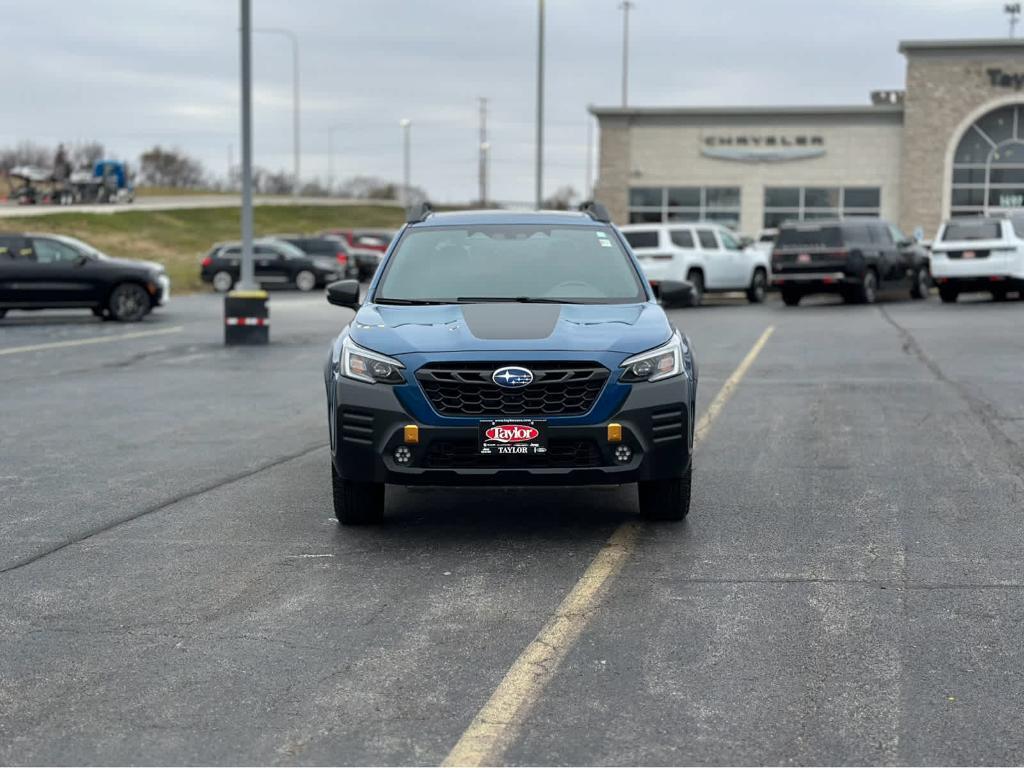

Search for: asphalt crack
xmin=0 ymin=442 xmax=325 ymax=576
xmin=877 ymin=304 xmax=1024 ymax=474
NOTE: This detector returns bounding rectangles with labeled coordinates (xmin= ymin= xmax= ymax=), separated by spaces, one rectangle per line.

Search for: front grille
xmin=424 ymin=439 xmax=603 ymax=469
xmin=416 ymin=362 xmax=609 ymax=417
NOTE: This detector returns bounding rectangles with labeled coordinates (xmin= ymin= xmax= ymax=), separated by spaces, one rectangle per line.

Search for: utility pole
xmin=535 ymin=0 xmax=545 ymax=209
xmin=400 ymin=118 xmax=411 ymax=210
xmin=478 ymin=97 xmax=488 ymax=206
xmin=620 ymin=1 xmax=634 ymax=107
xmin=1007 ymin=3 xmax=1021 ymax=37
xmin=238 ymin=0 xmax=255 ymax=290
xmin=327 ymin=124 xmax=344 ymax=195
xmin=254 ymin=27 xmax=300 ymax=196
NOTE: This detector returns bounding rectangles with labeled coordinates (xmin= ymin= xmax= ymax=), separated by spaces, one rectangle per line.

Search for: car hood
xmin=348 ymin=302 xmax=672 ymax=356
xmin=102 ymin=256 xmax=164 ymax=273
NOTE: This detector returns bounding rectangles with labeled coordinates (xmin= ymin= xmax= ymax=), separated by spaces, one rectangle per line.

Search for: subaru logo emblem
xmin=492 ymin=366 xmax=534 ymax=388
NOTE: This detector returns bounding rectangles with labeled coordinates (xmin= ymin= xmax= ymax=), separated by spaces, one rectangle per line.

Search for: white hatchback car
xmin=930 ymin=216 xmax=1024 ymax=302
xmin=620 ymin=222 xmax=771 ymax=305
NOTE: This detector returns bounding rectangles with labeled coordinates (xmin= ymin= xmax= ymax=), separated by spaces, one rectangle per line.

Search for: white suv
xmin=931 ymin=216 xmax=1024 ymax=303
xmin=620 ymin=222 xmax=771 ymax=305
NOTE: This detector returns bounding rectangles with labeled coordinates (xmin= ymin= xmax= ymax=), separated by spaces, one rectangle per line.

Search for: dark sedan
xmin=200 ymin=238 xmax=342 ymax=293
xmin=0 ymin=232 xmax=169 ymax=321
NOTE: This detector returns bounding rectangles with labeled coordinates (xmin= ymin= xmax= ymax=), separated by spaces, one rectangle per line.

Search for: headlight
xmin=341 ymin=336 xmax=405 ymax=384
xmin=619 ymin=331 xmax=684 ymax=383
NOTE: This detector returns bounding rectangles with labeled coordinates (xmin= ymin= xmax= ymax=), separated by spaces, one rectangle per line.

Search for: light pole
xmin=478 ymin=97 xmax=488 ymax=206
xmin=239 ymin=0 xmax=255 ymax=290
xmin=535 ymin=0 xmax=545 ymax=209
xmin=620 ymin=1 xmax=634 ymax=107
xmin=254 ymin=27 xmax=300 ymax=196
xmin=327 ymin=123 xmax=345 ymax=195
xmin=400 ymin=118 xmax=411 ymax=210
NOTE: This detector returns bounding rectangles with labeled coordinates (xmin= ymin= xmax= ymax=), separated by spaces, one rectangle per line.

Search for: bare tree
xmin=0 ymin=141 xmax=53 ymax=173
xmin=138 ymin=146 xmax=206 ymax=188
xmin=71 ymin=141 xmax=105 ymax=169
xmin=543 ymin=185 xmax=578 ymax=210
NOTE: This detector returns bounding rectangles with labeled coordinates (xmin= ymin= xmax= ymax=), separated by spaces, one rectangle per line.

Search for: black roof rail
xmin=578 ymin=200 xmax=611 ymax=223
xmin=406 ymin=201 xmax=433 ymax=224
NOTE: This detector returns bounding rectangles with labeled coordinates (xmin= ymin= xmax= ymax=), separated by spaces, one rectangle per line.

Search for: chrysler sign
xmin=701 ymin=134 xmax=825 ymax=163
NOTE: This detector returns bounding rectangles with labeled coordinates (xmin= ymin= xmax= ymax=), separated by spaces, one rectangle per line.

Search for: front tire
xmin=746 ymin=268 xmax=768 ymax=303
xmin=686 ymin=269 xmax=704 ymax=306
xmin=332 ymin=461 xmax=385 ymax=525
xmin=638 ymin=463 xmax=692 ymax=521
xmin=939 ymin=286 xmax=959 ymax=304
xmin=107 ymin=283 xmax=150 ymax=322
xmin=295 ymin=270 xmax=317 ymax=292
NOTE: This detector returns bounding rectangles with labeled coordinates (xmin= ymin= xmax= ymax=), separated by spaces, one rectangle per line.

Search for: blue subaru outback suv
xmin=324 ymin=203 xmax=697 ymax=524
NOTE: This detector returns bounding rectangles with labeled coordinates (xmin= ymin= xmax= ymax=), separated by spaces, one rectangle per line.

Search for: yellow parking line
xmin=0 ymin=325 xmax=184 ymax=356
xmin=442 ymin=324 xmax=776 ymax=768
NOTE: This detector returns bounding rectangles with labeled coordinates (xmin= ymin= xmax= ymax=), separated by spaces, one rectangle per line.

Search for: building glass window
xmin=763 ymin=186 xmax=881 ymax=228
xmin=951 ymin=104 xmax=1024 ymax=217
xmin=629 ymin=186 xmax=740 ymax=228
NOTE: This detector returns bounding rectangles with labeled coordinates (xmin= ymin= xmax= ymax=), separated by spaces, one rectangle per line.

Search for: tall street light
xmin=535 ymin=0 xmax=545 ymax=209
xmin=327 ymin=123 xmax=345 ymax=195
xmin=620 ymin=1 xmax=634 ymax=107
xmin=254 ymin=27 xmax=300 ymax=197
xmin=238 ymin=0 xmax=255 ymax=290
xmin=400 ymin=118 xmax=411 ymax=210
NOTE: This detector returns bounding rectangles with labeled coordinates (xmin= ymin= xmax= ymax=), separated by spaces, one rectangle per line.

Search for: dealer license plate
xmin=479 ymin=419 xmax=547 ymax=456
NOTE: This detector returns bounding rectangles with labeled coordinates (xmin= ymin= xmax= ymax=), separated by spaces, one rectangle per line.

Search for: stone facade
xmin=900 ymin=40 xmax=1024 ymax=237
xmin=593 ymin=38 xmax=1024 ymax=238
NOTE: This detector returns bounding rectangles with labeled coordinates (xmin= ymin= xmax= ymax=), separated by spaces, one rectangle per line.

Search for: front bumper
xmin=330 ymin=375 xmax=693 ymax=486
xmin=154 ymin=274 xmax=171 ymax=306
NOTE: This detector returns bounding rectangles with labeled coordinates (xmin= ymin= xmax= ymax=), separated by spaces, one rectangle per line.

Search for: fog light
xmin=404 ymin=424 xmax=419 ymax=444
xmin=394 ymin=445 xmax=412 ymax=465
xmin=614 ymin=445 xmax=632 ymax=464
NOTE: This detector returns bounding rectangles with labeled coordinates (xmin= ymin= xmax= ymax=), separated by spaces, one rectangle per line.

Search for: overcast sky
xmin=0 ymin=0 xmax=1008 ymax=202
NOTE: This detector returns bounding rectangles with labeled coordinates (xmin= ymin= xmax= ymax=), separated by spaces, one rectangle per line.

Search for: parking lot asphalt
xmin=1 ymin=289 xmax=1023 ymax=765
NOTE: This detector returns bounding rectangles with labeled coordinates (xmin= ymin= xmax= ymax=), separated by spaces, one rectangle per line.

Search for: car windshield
xmin=942 ymin=220 xmax=1002 ymax=241
xmin=374 ymin=224 xmax=645 ymax=304
xmin=775 ymin=225 xmax=843 ymax=248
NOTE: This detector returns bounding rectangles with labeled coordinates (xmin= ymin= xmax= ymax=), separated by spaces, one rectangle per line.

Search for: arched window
xmin=951 ymin=104 xmax=1024 ymax=216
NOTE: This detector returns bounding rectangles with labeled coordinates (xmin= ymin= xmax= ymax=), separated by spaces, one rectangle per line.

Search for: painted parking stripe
xmin=0 ymin=325 xmax=184 ymax=356
xmin=442 ymin=325 xmax=776 ymax=768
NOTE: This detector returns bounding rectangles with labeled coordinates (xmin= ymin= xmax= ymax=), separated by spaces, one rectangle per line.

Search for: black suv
xmin=275 ymin=235 xmax=359 ymax=280
xmin=0 ymin=233 xmax=169 ymax=321
xmin=200 ymin=238 xmax=342 ymax=293
xmin=771 ymin=219 xmax=930 ymax=305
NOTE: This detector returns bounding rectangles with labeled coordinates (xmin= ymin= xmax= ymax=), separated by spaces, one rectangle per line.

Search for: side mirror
xmin=74 ymin=253 xmax=90 ymax=266
xmin=658 ymin=279 xmax=695 ymax=308
xmin=326 ymin=279 xmax=361 ymax=308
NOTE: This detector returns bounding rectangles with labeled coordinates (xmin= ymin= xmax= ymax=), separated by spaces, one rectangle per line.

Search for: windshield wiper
xmin=374 ymin=298 xmax=452 ymax=305
xmin=455 ymin=296 xmax=583 ymax=304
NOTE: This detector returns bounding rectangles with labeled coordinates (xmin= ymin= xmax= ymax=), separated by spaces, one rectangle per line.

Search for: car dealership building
xmin=592 ymin=38 xmax=1024 ymax=238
